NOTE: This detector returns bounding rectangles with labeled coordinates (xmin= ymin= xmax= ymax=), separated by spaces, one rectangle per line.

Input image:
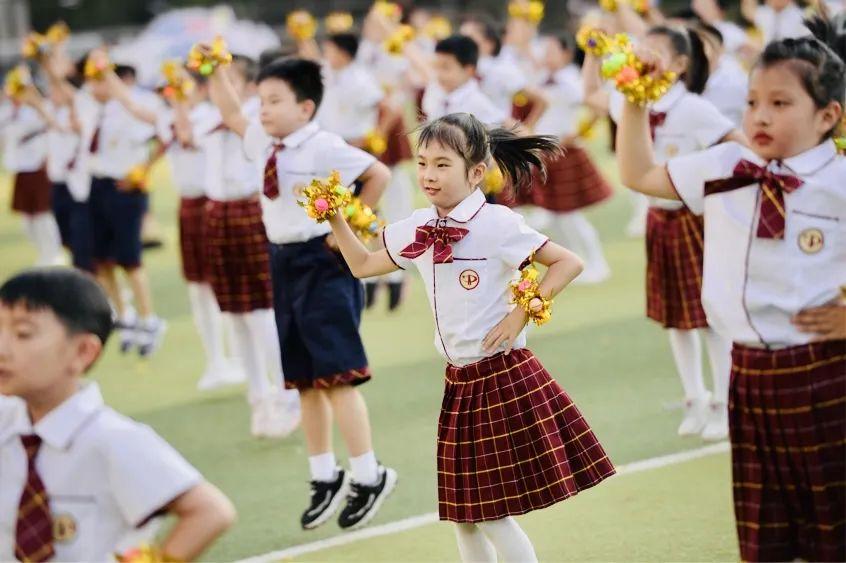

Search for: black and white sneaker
xmin=338 ymin=464 xmax=398 ymax=530
xmin=301 ymin=468 xmax=350 ymax=530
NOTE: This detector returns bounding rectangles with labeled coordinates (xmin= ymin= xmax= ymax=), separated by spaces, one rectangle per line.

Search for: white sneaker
xmin=678 ymin=394 xmax=711 ymax=436
xmin=196 ymin=362 xmax=246 ymax=391
xmin=137 ymin=316 xmax=167 ymax=358
xmin=118 ymin=309 xmax=138 ymax=354
xmin=260 ymin=389 xmax=301 ymax=439
xmin=701 ymin=401 xmax=729 ymax=442
xmin=250 ymin=400 xmax=266 ymax=438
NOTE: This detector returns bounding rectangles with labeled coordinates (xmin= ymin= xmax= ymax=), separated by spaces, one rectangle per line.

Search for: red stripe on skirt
xmin=11 ymin=167 xmax=52 ymax=214
xmin=730 ymin=340 xmax=846 ymax=562
xmin=645 ymin=207 xmax=709 ymax=329
xmin=438 ymin=348 xmax=615 ymax=522
xmin=179 ymin=196 xmax=208 ymax=283
xmin=529 ymin=145 xmax=613 ymax=212
xmin=204 ymin=198 xmax=273 ymax=313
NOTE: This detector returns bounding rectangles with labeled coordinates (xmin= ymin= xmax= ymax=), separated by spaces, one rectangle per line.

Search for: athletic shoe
xmin=196 ymin=362 xmax=246 ymax=391
xmin=260 ymin=389 xmax=301 ymax=439
xmin=117 ymin=310 xmax=137 ymax=354
xmin=338 ymin=464 xmax=398 ymax=530
xmin=678 ymin=394 xmax=711 ymax=436
xmin=137 ymin=316 xmax=167 ymax=358
xmin=302 ymin=468 xmax=350 ymax=530
xmin=701 ymin=401 xmax=729 ymax=442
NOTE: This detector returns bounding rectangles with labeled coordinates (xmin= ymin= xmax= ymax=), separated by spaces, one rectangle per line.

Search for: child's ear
xmin=819 ymin=100 xmax=842 ymax=135
xmin=301 ymin=99 xmax=317 ymax=120
xmin=468 ymin=161 xmax=487 ymax=186
xmin=73 ymin=334 xmax=103 ymax=374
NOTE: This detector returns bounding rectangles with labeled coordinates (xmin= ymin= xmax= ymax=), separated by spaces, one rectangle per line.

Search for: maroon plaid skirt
xmin=11 ymin=167 xmax=52 ymax=214
xmin=645 ymin=206 xmax=708 ymax=329
xmin=179 ymin=196 xmax=208 ymax=283
xmin=379 ymin=107 xmax=413 ymax=168
xmin=204 ymin=197 xmax=272 ymax=313
xmin=729 ymin=340 xmax=846 ymax=563
xmin=530 ymin=145 xmax=613 ymax=212
xmin=438 ymin=349 xmax=615 ymax=523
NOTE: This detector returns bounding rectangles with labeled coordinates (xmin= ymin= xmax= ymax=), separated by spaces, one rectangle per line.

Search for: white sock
xmin=667 ymin=329 xmax=707 ymax=400
xmin=229 ymin=313 xmax=271 ymax=403
xmin=477 ymin=517 xmax=538 ymax=563
xmin=32 ymin=213 xmax=62 ymax=265
xmin=256 ymin=309 xmax=284 ymax=388
xmin=454 ymin=523 xmax=497 ymax=563
xmin=349 ymin=450 xmax=379 ymax=485
xmin=559 ymin=212 xmax=608 ymax=275
xmin=187 ymin=283 xmax=226 ymax=369
xmin=309 ymin=452 xmax=338 ymax=482
xmin=703 ymin=328 xmax=731 ymax=405
xmin=22 ymin=216 xmax=37 ymax=246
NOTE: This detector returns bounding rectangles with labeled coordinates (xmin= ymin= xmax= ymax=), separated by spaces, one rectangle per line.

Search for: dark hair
xmin=258 ymin=47 xmax=297 ymax=69
xmin=231 ymin=54 xmax=258 ymax=83
xmin=648 ymin=25 xmax=710 ymax=94
xmin=435 ymin=35 xmax=479 ymax=68
xmin=256 ymin=57 xmax=324 ymax=115
xmin=417 ymin=113 xmax=561 ymax=192
xmin=326 ymin=33 xmax=359 ymax=59
xmin=114 ymin=64 xmax=136 ymax=81
xmin=0 ymin=268 xmax=114 ymax=348
xmin=695 ymin=22 xmax=724 ymax=47
xmin=462 ymin=14 xmax=502 ymax=57
xmin=756 ymin=16 xmax=845 ymax=130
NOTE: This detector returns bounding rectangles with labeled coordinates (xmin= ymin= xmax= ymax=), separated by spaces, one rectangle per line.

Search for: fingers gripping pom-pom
xmin=299 ymin=170 xmax=352 ymax=222
xmin=187 ymin=37 xmax=232 ymax=77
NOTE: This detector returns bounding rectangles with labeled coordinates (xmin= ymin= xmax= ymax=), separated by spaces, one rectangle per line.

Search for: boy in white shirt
xmin=0 ymin=267 xmax=235 ymax=562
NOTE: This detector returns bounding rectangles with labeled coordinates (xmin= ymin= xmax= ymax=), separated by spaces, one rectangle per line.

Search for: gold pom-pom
xmin=186 ymin=36 xmax=232 ymax=77
xmin=121 ymin=164 xmax=150 ymax=192
xmin=575 ymin=115 xmax=596 ymax=139
xmin=512 ymin=90 xmax=529 ymax=108
xmin=373 ymin=1 xmax=403 ymax=22
xmin=599 ymin=0 xmax=649 ymax=14
xmin=383 ymin=24 xmax=415 ymax=55
xmin=325 ymin=12 xmax=354 ymax=34
xmin=286 ymin=10 xmax=317 ymax=41
xmin=4 ymin=65 xmax=32 ymax=100
xmin=116 ymin=544 xmax=181 ymax=563
xmin=21 ymin=33 xmax=48 ymax=60
xmin=343 ymin=198 xmax=385 ymax=242
xmin=508 ymin=0 xmax=544 ymax=24
xmin=510 ymin=262 xmax=552 ymax=326
xmin=835 ymin=115 xmax=846 ymax=155
xmin=298 ymin=170 xmax=352 ymax=222
xmin=423 ymin=16 xmax=452 ymax=40
xmin=160 ymin=60 xmax=195 ymax=101
xmin=482 ymin=165 xmax=505 ymax=195
xmin=45 ymin=21 xmax=70 ymax=43
xmin=364 ymin=130 xmax=388 ymax=156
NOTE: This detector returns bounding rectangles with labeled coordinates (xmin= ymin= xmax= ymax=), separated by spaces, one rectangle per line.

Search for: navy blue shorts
xmin=51 ymin=182 xmax=73 ymax=247
xmin=69 ymin=198 xmax=93 ymax=272
xmin=89 ymin=177 xmax=147 ymax=269
xmin=269 ymin=235 xmax=372 ymax=390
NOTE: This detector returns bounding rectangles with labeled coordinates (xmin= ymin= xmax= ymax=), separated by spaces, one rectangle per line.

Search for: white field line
xmin=235 ymin=441 xmax=730 ymax=563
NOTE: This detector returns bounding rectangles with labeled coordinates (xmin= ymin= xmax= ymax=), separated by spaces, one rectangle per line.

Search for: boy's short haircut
xmin=435 ymin=35 xmax=480 ymax=68
xmin=115 ymin=64 xmax=137 ymax=81
xmin=231 ymin=54 xmax=258 ymax=83
xmin=256 ymin=57 xmax=324 ymax=115
xmin=326 ymin=33 xmax=360 ymax=59
xmin=0 ymin=268 xmax=114 ymax=346
xmin=258 ymin=46 xmax=297 ymax=69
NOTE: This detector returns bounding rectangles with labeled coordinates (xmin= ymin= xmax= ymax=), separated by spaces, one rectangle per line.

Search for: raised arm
xmin=102 ymin=67 xmax=158 ymax=126
xmin=206 ymin=65 xmax=248 ymax=137
xmin=740 ymin=0 xmax=759 ymax=27
xmin=326 ymin=212 xmax=399 ymax=278
xmin=581 ymin=53 xmax=610 ymax=114
xmin=616 ymin=100 xmax=679 ymax=199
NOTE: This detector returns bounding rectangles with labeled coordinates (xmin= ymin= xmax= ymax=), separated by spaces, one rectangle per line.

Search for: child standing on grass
xmin=315 ymin=112 xmax=615 ymax=562
xmin=617 ymin=20 xmax=845 ymax=562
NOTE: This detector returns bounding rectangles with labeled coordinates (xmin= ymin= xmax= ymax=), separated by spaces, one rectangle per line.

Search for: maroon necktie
xmin=704 ymin=159 xmax=804 ymax=239
xmin=263 ymin=142 xmax=285 ymax=200
xmin=15 ymin=435 xmax=54 ymax=563
xmin=648 ymin=111 xmax=666 ymax=141
xmin=400 ymin=223 xmax=469 ymax=263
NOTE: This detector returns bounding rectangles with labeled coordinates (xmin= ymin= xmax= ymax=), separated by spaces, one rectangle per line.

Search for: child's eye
xmin=773 ymin=100 xmax=789 ymax=107
xmin=437 ymin=163 xmax=449 ymax=168
xmin=746 ymin=99 xmax=756 ymax=108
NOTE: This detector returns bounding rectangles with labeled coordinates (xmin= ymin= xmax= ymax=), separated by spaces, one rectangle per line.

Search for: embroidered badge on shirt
xmin=53 ymin=513 xmax=78 ymax=543
xmin=664 ymin=144 xmax=679 ymax=157
xmin=798 ymin=228 xmax=824 ymax=254
xmin=459 ymin=269 xmax=480 ymax=290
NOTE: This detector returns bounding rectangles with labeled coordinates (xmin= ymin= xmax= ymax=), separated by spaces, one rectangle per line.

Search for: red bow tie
xmin=648 ymin=111 xmax=666 ymax=141
xmin=704 ymin=159 xmax=804 ymax=239
xmin=399 ymin=223 xmax=469 ymax=264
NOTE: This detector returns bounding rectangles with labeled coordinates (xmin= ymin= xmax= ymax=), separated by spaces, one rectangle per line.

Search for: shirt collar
xmin=781 ymin=140 xmax=838 ymax=175
xmin=280 ymin=121 xmax=321 ymax=149
xmin=653 ymin=82 xmax=686 ymax=112
xmin=437 ymin=189 xmax=486 ymax=223
xmin=446 ymin=79 xmax=481 ymax=107
xmin=2 ymin=382 xmax=105 ymax=450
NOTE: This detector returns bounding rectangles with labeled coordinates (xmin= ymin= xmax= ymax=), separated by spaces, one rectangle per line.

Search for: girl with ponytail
xmin=319 ymin=111 xmax=615 ymax=562
xmin=618 ymin=16 xmax=846 ymax=562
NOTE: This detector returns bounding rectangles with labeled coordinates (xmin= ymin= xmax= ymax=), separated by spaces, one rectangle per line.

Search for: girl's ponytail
xmin=685 ymin=27 xmax=710 ymax=95
xmin=487 ymin=128 xmax=561 ymax=192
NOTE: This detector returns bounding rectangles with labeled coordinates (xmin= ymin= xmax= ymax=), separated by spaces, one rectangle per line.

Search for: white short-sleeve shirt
xmin=610 ymin=83 xmax=735 ymax=209
xmin=243 ymin=120 xmax=377 ymax=244
xmin=534 ymin=65 xmax=583 ymax=138
xmin=383 ymin=189 xmax=549 ymax=366
xmin=702 ymin=57 xmax=749 ymax=128
xmin=2 ymin=105 xmax=48 ymax=173
xmin=754 ymin=3 xmax=810 ymax=44
xmin=156 ymin=104 xmax=212 ymax=199
xmin=317 ymin=63 xmax=384 ymax=141
xmin=477 ymin=55 xmax=529 ymax=118
xmin=0 ymin=383 xmax=201 ymax=562
xmin=667 ymin=140 xmax=845 ymax=348
xmin=422 ymin=79 xmax=507 ymax=126
xmin=45 ymin=104 xmax=80 ymax=184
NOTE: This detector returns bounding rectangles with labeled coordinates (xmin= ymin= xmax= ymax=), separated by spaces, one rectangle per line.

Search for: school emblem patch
xmin=798 ymin=228 xmax=824 ymax=254
xmin=664 ymin=144 xmax=679 ymax=157
xmin=53 ymin=513 xmax=77 ymax=543
xmin=459 ymin=269 xmax=480 ymax=290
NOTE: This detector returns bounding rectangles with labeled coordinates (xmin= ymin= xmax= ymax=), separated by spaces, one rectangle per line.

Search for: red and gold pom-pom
xmin=298 ymin=170 xmax=352 ymax=222
xmin=343 ymin=198 xmax=385 ymax=242
xmin=325 ymin=12 xmax=354 ymax=34
xmin=286 ymin=10 xmax=317 ymax=41
xmin=4 ymin=65 xmax=32 ymax=100
xmin=187 ymin=36 xmax=232 ymax=77
xmin=510 ymin=263 xmax=552 ymax=326
xmin=160 ymin=60 xmax=195 ymax=101
xmin=83 ymin=51 xmax=114 ymax=81
xmin=383 ymin=24 xmax=415 ymax=55
xmin=508 ymin=0 xmax=545 ymax=24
